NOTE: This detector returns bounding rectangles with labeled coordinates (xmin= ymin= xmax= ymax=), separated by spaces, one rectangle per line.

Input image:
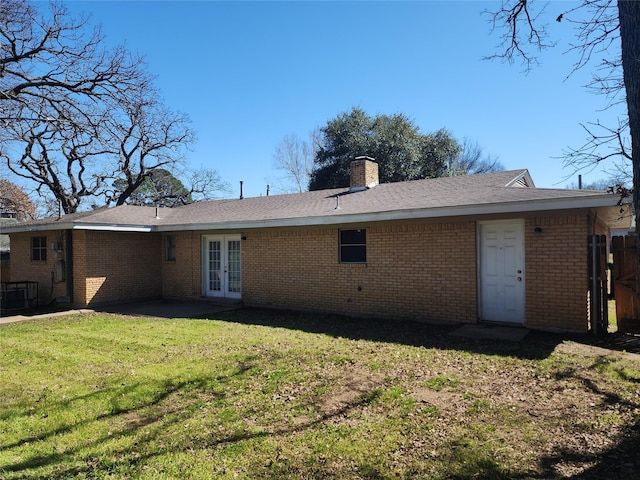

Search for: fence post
xmin=588 ymin=235 xmax=608 ymax=335
xmin=590 ymin=235 xmax=600 ymax=334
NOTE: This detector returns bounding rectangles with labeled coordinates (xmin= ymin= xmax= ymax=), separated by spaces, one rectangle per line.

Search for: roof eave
xmin=4 ymin=194 xmax=625 ymax=234
xmin=3 ymin=222 xmax=154 ymax=233
xmin=2 ymin=221 xmax=77 ymax=233
xmin=156 ymin=194 xmax=625 ymax=231
xmin=74 ymin=224 xmax=154 ymax=232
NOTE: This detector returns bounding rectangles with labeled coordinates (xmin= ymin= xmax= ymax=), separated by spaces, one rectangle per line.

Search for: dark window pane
xmin=166 ymin=235 xmax=176 ymax=261
xmin=32 ymin=236 xmax=47 ymax=261
xmin=340 ymin=229 xmax=366 ymax=245
xmin=341 ymin=245 xmax=366 ymax=263
xmin=339 ymin=229 xmax=366 ymax=263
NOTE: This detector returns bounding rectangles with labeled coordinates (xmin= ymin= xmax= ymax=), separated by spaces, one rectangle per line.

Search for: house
xmin=3 ymin=158 xmax=631 ymax=332
xmin=1 ymin=213 xmax=18 ymax=282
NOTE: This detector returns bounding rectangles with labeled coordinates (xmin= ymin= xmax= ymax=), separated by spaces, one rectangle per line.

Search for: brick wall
xmin=524 ymin=213 xmax=591 ymax=332
xmin=161 ymin=232 xmax=202 ymax=298
xmin=7 ymin=210 xmax=598 ymax=330
xmin=350 ymin=158 xmax=379 ymax=188
xmin=241 ymin=213 xmax=596 ymax=330
xmin=242 ymin=221 xmax=478 ymax=323
xmin=8 ymin=231 xmax=68 ymax=304
xmin=73 ymin=230 xmax=162 ymax=306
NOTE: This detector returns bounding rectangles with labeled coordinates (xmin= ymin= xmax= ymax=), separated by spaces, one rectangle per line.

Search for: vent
xmin=512 ymin=178 xmax=530 ymax=188
xmin=506 ymin=171 xmax=534 ymax=188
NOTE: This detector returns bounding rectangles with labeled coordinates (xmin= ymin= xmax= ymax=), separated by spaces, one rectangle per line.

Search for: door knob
xmin=517 ymin=277 xmax=522 ymax=281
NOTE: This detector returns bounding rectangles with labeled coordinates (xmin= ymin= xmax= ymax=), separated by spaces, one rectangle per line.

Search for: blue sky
xmin=64 ymin=0 xmax=628 ymax=199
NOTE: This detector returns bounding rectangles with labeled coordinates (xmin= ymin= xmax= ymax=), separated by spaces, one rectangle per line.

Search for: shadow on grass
xmin=534 ymin=362 xmax=640 ymax=479
xmin=4 ymin=309 xmax=639 ymax=479
xmin=0 ymin=375 xmax=389 ymax=479
xmin=202 ymin=307 xmax=563 ymax=360
xmin=535 ymin=420 xmax=640 ymax=480
xmin=1 ymin=375 xmax=221 ymax=470
xmin=204 ymin=307 xmax=640 ymax=360
xmin=0 ymin=362 xmax=256 ymax=478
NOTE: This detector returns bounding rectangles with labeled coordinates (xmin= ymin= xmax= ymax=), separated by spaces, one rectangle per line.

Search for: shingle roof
xmin=3 ymin=169 xmax=628 ymax=233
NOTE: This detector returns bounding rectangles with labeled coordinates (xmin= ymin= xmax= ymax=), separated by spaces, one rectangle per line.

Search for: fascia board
xmin=5 ymin=194 xmax=623 ymax=234
xmin=3 ymin=223 xmax=153 ymax=233
xmin=156 ymin=194 xmax=623 ymax=231
xmin=2 ymin=222 xmax=76 ymax=233
xmin=73 ymin=224 xmax=153 ymax=232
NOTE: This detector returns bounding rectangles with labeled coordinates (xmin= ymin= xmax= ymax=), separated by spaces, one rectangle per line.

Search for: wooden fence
xmin=612 ymin=235 xmax=640 ymax=333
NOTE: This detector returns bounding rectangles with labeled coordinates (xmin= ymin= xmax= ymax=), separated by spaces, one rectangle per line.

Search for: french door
xmin=203 ymin=235 xmax=241 ymax=299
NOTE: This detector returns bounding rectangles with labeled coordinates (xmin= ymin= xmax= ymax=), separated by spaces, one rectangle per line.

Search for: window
xmin=31 ymin=236 xmax=47 ymax=262
xmin=165 ymin=235 xmax=176 ymax=261
xmin=339 ymin=229 xmax=366 ymax=263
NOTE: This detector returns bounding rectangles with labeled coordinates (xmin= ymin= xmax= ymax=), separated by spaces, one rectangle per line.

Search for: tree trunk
xmin=618 ymin=1 xmax=640 ymax=263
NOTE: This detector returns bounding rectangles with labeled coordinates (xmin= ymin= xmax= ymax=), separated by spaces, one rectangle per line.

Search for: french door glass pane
xmin=208 ymin=241 xmax=221 ymax=291
xmin=227 ymin=240 xmax=241 ymax=293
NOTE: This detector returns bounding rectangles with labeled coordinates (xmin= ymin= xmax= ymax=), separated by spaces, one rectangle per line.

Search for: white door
xmin=479 ymin=221 xmax=525 ymax=324
xmin=203 ymin=235 xmax=241 ymax=299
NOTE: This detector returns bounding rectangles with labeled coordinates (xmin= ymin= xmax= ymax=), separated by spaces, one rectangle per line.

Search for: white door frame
xmin=202 ymin=235 xmax=242 ymax=299
xmin=478 ymin=220 xmax=525 ymax=324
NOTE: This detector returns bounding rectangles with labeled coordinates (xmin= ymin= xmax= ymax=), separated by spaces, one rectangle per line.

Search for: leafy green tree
xmin=308 ymin=108 xmax=461 ymax=190
xmin=113 ymin=169 xmax=191 ymax=207
xmin=112 ymin=168 xmax=229 ymax=207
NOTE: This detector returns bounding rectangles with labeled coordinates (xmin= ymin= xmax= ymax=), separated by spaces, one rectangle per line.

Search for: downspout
xmin=590 ymin=234 xmax=600 ymax=335
xmin=65 ymin=229 xmax=73 ymax=302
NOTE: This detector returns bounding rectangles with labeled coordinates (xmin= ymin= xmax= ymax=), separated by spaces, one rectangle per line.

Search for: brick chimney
xmin=350 ymin=156 xmax=379 ymax=191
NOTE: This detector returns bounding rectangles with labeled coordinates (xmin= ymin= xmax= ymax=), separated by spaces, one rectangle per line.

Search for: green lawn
xmin=0 ymin=309 xmax=639 ymax=479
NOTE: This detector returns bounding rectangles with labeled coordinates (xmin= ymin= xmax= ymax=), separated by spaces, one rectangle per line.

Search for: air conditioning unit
xmin=1 ymin=281 xmax=38 ymax=313
xmin=7 ymin=289 xmax=26 ymax=309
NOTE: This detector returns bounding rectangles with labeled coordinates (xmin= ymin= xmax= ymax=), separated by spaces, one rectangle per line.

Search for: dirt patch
xmin=410 ymin=387 xmax=462 ymax=412
xmin=314 ymin=368 xmax=384 ymax=414
xmin=555 ymin=340 xmax=640 ymax=361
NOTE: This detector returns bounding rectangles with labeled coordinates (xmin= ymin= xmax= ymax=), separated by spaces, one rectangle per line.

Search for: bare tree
xmin=485 ymin=1 xmax=639 ymax=230
xmin=100 ymin=85 xmax=196 ymax=207
xmin=270 ymin=131 xmax=318 ymax=193
xmin=187 ymin=167 xmax=231 ymax=202
xmin=448 ymin=139 xmax=505 ymax=175
xmin=0 ymin=0 xmax=200 ymax=213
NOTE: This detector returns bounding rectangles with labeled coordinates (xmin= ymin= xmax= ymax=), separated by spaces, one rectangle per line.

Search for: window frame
xmin=165 ymin=234 xmax=177 ymax=261
xmin=31 ymin=236 xmax=47 ymax=262
xmin=339 ymin=228 xmax=367 ymax=264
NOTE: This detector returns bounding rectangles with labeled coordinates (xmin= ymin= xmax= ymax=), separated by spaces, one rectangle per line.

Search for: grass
xmin=0 ymin=308 xmax=639 ymax=479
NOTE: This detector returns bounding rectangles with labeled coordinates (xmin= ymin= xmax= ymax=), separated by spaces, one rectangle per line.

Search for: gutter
xmin=2 ymin=223 xmax=153 ymax=233
xmin=157 ymin=194 xmax=627 ymax=232
xmin=2 ymin=193 xmax=627 ymax=234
